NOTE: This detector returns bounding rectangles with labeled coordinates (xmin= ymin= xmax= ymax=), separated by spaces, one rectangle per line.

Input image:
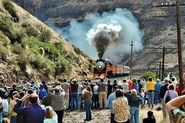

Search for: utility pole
xmin=162 ymin=45 xmax=165 ymax=81
xmin=130 ymin=41 xmax=133 ymax=80
xmin=159 ymin=61 xmax=162 ymax=80
xmin=145 ymin=47 xmax=175 ymax=80
xmin=154 ymin=1 xmax=185 ymax=94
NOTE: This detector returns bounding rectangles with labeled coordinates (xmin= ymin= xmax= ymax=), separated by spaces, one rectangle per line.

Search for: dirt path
xmin=63 ymin=105 xmax=163 ymax=123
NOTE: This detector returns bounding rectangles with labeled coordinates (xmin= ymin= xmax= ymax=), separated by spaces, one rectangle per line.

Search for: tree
xmin=141 ymin=70 xmax=156 ymax=81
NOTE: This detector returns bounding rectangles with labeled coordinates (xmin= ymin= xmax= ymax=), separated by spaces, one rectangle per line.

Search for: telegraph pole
xmin=159 ymin=61 xmax=162 ymax=80
xmin=154 ymin=1 xmax=185 ymax=94
xmin=130 ymin=41 xmax=133 ymax=80
xmin=162 ymin=46 xmax=165 ymax=81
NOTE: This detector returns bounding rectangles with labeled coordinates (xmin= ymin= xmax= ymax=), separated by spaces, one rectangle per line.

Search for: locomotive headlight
xmin=96 ymin=61 xmax=105 ymax=71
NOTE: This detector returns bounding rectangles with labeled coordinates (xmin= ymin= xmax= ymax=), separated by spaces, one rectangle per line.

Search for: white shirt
xmin=2 ymin=99 xmax=9 ymax=113
xmin=122 ymin=83 xmax=128 ymax=92
xmin=77 ymin=84 xmax=83 ymax=94
xmin=93 ymin=85 xmax=99 ymax=95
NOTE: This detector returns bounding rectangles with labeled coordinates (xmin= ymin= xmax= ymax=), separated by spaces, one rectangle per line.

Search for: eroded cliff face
xmin=14 ymin=0 xmax=185 ymax=75
xmin=0 ymin=0 xmax=94 ymax=83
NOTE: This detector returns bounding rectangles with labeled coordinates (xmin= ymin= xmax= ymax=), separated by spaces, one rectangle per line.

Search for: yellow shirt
xmin=8 ymin=99 xmax=17 ymax=117
xmin=146 ymin=81 xmax=155 ymax=91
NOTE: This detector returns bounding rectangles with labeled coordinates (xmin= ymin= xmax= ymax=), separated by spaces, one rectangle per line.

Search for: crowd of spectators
xmin=0 ymin=72 xmax=184 ymax=123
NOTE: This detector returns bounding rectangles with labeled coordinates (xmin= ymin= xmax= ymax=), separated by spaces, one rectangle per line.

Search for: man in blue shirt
xmin=108 ymin=91 xmax=116 ymax=123
xmin=154 ymin=79 xmax=162 ymax=104
xmin=108 ymin=86 xmax=120 ymax=123
xmin=14 ymin=93 xmax=45 ymax=123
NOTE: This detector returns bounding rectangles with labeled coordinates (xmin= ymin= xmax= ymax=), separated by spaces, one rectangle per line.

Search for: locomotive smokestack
xmin=89 ymin=24 xmax=121 ymax=59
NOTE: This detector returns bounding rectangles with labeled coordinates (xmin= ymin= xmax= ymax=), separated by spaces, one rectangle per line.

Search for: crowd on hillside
xmin=0 ymin=72 xmax=185 ymax=123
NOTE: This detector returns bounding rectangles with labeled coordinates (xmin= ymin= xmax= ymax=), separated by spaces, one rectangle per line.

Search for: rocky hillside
xmin=15 ymin=0 xmax=185 ymax=76
xmin=0 ymin=0 xmax=94 ymax=83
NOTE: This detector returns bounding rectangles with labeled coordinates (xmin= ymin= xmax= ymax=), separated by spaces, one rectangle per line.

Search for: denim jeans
xmin=70 ymin=92 xmax=78 ymax=111
xmin=0 ymin=113 xmax=2 ymax=123
xmin=154 ymin=91 xmax=161 ymax=104
xmin=141 ymin=96 xmax=145 ymax=107
xmin=84 ymin=101 xmax=92 ymax=120
xmin=10 ymin=116 xmax=16 ymax=123
xmin=147 ymin=91 xmax=154 ymax=105
xmin=77 ymin=94 xmax=82 ymax=110
xmin=130 ymin=107 xmax=139 ymax=123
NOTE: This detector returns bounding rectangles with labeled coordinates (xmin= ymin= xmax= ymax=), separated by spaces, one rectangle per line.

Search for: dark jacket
xmin=14 ymin=102 xmax=45 ymax=123
xmin=70 ymin=83 xmax=78 ymax=92
xmin=160 ymin=84 xmax=168 ymax=98
xmin=128 ymin=95 xmax=142 ymax=107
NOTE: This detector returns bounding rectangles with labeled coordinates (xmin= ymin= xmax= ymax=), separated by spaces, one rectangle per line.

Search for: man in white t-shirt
xmin=93 ymin=83 xmax=99 ymax=109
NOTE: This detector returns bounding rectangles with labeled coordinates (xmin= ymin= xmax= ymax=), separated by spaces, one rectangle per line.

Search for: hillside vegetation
xmin=0 ymin=0 xmax=94 ymax=83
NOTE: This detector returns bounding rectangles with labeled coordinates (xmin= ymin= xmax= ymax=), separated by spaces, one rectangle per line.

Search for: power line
xmin=153 ymin=0 xmax=185 ymax=94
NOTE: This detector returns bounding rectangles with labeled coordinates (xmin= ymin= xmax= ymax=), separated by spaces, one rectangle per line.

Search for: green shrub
xmin=11 ymin=43 xmax=23 ymax=54
xmin=26 ymin=26 xmax=39 ymax=37
xmin=0 ymin=13 xmax=15 ymax=41
xmin=0 ymin=45 xmax=9 ymax=61
xmin=2 ymin=0 xmax=19 ymax=22
xmin=141 ymin=70 xmax=156 ymax=81
xmin=55 ymin=56 xmax=69 ymax=75
xmin=17 ymin=54 xmax=27 ymax=71
xmin=39 ymin=27 xmax=51 ymax=42
xmin=22 ymin=22 xmax=39 ymax=37
xmin=0 ymin=31 xmax=10 ymax=46
xmin=22 ymin=37 xmax=70 ymax=76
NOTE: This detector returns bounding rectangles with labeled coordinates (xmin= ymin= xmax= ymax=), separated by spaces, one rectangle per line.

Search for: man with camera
xmin=13 ymin=93 xmax=45 ymax=123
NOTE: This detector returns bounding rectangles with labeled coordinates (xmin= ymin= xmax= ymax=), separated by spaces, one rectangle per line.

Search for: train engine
xmin=93 ymin=59 xmax=130 ymax=78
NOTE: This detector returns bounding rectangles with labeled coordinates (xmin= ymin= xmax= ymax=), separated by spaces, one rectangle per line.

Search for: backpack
xmin=39 ymin=88 xmax=47 ymax=100
xmin=165 ymin=91 xmax=171 ymax=103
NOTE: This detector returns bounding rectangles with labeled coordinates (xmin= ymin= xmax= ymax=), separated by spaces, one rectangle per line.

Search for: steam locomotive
xmin=93 ymin=59 xmax=130 ymax=78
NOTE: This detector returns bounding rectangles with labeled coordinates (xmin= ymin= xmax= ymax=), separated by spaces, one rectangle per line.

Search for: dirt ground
xmin=63 ymin=105 xmax=164 ymax=123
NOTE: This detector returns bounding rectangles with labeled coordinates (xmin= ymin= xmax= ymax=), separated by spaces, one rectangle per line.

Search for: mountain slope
xmin=0 ymin=0 xmax=93 ymax=83
xmin=15 ymin=0 xmax=185 ymax=76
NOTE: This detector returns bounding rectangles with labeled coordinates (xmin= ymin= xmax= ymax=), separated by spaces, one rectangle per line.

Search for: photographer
xmin=13 ymin=93 xmax=45 ymax=123
xmin=48 ymin=86 xmax=65 ymax=123
xmin=166 ymin=95 xmax=185 ymax=123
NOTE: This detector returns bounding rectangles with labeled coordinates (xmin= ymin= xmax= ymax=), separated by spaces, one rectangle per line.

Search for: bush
xmin=0 ymin=45 xmax=9 ymax=61
xmin=2 ymin=0 xmax=19 ymax=22
xmin=0 ymin=31 xmax=10 ymax=46
xmin=22 ymin=22 xmax=39 ymax=37
xmin=22 ymin=37 xmax=70 ymax=76
xmin=11 ymin=43 xmax=23 ymax=54
xmin=141 ymin=70 xmax=156 ymax=81
xmin=0 ymin=14 xmax=14 ymax=41
xmin=17 ymin=54 xmax=27 ymax=71
xmin=26 ymin=26 xmax=39 ymax=37
xmin=55 ymin=56 xmax=70 ymax=75
xmin=39 ymin=27 xmax=51 ymax=42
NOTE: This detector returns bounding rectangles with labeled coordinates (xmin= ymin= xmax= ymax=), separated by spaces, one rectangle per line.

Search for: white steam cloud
xmin=48 ymin=8 xmax=143 ymax=63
